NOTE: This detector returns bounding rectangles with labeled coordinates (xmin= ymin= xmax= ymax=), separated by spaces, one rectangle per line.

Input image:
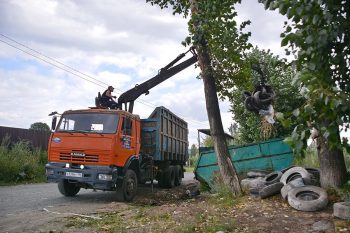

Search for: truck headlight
xmin=98 ymin=174 xmax=113 ymax=181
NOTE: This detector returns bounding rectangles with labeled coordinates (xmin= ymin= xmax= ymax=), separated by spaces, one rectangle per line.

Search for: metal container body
xmin=140 ymin=106 xmax=188 ymax=162
xmin=194 ymin=138 xmax=293 ymax=188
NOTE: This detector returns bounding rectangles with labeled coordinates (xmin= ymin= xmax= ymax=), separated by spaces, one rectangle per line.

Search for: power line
xmin=0 ymin=34 xmax=208 ymax=127
xmin=0 ymin=38 xmax=108 ymax=89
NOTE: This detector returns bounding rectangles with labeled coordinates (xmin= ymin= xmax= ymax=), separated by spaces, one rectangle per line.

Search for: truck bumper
xmin=45 ymin=162 xmax=119 ymax=191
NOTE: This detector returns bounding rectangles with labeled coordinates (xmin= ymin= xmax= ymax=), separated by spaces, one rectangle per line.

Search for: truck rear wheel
xmin=122 ymin=170 xmax=138 ymax=202
xmin=160 ymin=166 xmax=175 ymax=188
xmin=58 ymin=179 xmax=80 ymax=197
xmin=174 ymin=165 xmax=182 ymax=186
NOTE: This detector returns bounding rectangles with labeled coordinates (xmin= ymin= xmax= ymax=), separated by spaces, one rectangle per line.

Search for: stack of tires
xmin=241 ymin=166 xmax=328 ymax=212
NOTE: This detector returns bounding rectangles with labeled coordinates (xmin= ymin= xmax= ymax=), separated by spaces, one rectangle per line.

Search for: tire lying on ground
xmin=241 ymin=177 xmax=266 ymax=191
xmin=259 ymin=182 xmax=284 ymax=199
xmin=280 ymin=167 xmax=313 ymax=185
xmin=247 ymin=170 xmax=270 ymax=178
xmin=280 ymin=178 xmax=305 ymax=200
xmin=288 ymin=186 xmax=328 ymax=212
xmin=334 ymin=202 xmax=350 ymax=220
xmin=305 ymin=167 xmax=320 ymax=185
xmin=264 ymin=171 xmax=282 ymax=185
xmin=280 ymin=165 xmax=295 ymax=173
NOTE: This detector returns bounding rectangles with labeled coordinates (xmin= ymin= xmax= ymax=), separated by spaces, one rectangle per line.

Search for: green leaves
xmin=259 ymin=0 xmax=350 ymax=151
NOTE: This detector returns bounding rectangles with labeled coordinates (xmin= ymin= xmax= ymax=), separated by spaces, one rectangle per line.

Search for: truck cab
xmin=46 ymin=107 xmax=188 ymax=201
xmin=46 ymin=109 xmax=142 ymax=200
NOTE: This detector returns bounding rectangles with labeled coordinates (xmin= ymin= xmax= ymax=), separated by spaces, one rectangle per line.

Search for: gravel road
xmin=0 ymin=172 xmax=195 ymax=233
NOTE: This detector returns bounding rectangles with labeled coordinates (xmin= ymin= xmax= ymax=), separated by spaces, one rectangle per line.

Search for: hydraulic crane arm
xmin=117 ymin=47 xmax=197 ymax=113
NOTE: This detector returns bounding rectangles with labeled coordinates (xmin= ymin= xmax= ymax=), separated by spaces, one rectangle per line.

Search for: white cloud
xmin=0 ymin=0 xmax=286 ymax=146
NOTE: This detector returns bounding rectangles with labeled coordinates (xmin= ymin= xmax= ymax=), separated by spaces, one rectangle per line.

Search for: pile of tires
xmin=241 ymin=166 xmax=328 ymax=212
xmin=242 ymin=85 xmax=275 ymax=114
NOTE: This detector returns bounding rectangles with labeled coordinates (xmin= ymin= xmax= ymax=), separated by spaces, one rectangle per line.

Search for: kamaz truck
xmin=45 ymin=48 xmax=197 ymax=201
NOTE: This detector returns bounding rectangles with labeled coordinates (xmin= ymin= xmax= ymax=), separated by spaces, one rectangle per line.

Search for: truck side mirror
xmin=51 ymin=116 xmax=57 ymax=131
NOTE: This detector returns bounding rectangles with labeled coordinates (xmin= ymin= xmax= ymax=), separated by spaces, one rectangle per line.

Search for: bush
xmin=0 ymin=139 xmax=47 ymax=185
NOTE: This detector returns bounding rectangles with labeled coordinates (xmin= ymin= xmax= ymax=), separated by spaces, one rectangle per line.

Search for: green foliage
xmin=0 ymin=139 xmax=47 ymax=185
xmin=30 ymin=122 xmax=50 ymax=131
xmin=259 ymin=0 xmax=350 ymax=153
xmin=201 ymin=135 xmax=214 ymax=147
xmin=190 ymin=144 xmax=198 ymax=158
xmin=293 ymin=145 xmax=320 ymax=168
xmin=147 ymin=0 xmax=252 ymax=91
xmin=228 ymin=48 xmax=305 ymax=144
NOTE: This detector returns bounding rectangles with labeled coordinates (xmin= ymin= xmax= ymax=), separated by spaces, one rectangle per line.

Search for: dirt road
xmin=0 ymin=172 xmax=195 ymax=233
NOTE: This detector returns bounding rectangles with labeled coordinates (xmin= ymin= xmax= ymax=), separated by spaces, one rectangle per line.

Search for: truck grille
xmin=59 ymin=153 xmax=99 ymax=163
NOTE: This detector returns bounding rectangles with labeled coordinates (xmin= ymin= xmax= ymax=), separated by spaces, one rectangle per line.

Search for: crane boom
xmin=117 ymin=47 xmax=197 ymax=113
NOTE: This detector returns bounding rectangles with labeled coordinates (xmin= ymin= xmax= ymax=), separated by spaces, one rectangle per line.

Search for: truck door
xmin=118 ymin=115 xmax=137 ymax=158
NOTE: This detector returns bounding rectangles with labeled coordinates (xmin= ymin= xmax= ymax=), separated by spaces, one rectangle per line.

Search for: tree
xmin=30 ymin=122 xmax=50 ymax=131
xmin=189 ymin=144 xmax=199 ymax=166
xmin=202 ymin=135 xmax=214 ymax=147
xmin=259 ymin=0 xmax=350 ymax=188
xmin=226 ymin=48 xmax=305 ymax=144
xmin=147 ymin=0 xmax=250 ymax=194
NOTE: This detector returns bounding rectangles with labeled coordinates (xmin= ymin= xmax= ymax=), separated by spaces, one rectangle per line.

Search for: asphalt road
xmin=0 ymin=172 xmax=194 ymax=217
xmin=0 ymin=172 xmax=195 ymax=233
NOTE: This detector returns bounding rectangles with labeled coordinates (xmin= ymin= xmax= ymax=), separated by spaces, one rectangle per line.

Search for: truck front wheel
xmin=122 ymin=170 xmax=138 ymax=202
xmin=58 ymin=179 xmax=80 ymax=197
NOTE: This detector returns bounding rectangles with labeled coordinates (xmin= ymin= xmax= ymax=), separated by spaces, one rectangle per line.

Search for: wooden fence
xmin=0 ymin=126 xmax=50 ymax=150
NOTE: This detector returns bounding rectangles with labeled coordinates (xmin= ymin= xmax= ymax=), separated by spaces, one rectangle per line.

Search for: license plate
xmin=65 ymin=172 xmax=82 ymax=178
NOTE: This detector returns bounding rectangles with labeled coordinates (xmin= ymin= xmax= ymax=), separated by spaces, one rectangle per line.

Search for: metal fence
xmin=0 ymin=126 xmax=50 ymax=150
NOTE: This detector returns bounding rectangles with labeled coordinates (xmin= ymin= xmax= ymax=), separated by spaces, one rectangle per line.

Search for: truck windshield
xmin=56 ymin=113 xmax=119 ymax=134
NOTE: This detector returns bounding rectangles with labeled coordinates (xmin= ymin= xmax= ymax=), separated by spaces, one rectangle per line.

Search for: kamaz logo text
xmin=70 ymin=152 xmax=85 ymax=157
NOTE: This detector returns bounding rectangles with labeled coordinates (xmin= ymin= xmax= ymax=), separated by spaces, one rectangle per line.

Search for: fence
xmin=0 ymin=126 xmax=50 ymax=150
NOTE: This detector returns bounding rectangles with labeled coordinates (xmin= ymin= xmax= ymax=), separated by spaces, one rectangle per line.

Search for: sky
xmin=0 ymin=0 xmax=287 ymax=145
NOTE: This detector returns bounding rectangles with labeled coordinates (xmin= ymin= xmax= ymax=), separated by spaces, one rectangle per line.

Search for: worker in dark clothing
xmin=102 ymin=86 xmax=118 ymax=109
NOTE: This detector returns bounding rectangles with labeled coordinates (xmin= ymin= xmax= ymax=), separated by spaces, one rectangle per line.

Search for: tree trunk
xmin=316 ymin=126 xmax=348 ymax=188
xmin=190 ymin=0 xmax=241 ymax=194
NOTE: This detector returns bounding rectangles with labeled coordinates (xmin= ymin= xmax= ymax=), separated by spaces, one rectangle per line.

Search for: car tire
xmin=241 ymin=177 xmax=266 ymax=191
xmin=264 ymin=171 xmax=282 ymax=185
xmin=244 ymin=96 xmax=259 ymax=113
xmin=280 ymin=178 xmax=305 ymax=200
xmin=288 ymin=186 xmax=328 ymax=212
xmin=247 ymin=170 xmax=270 ymax=178
xmin=58 ymin=179 xmax=80 ymax=197
xmin=280 ymin=165 xmax=295 ymax=173
xmin=259 ymin=182 xmax=284 ymax=199
xmin=334 ymin=202 xmax=350 ymax=220
xmin=305 ymin=167 xmax=320 ymax=185
xmin=122 ymin=169 xmax=138 ymax=202
xmin=280 ymin=167 xmax=312 ymax=185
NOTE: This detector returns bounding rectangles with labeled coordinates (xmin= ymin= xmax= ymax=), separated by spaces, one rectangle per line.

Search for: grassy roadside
xmin=65 ymin=190 xmax=253 ymax=233
xmin=0 ymin=137 xmax=47 ymax=185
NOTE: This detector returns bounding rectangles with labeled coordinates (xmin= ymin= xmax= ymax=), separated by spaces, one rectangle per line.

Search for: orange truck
xmin=45 ymin=48 xmax=197 ymax=201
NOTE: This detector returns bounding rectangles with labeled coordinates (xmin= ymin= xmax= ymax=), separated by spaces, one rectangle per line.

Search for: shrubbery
xmin=0 ymin=136 xmax=47 ymax=185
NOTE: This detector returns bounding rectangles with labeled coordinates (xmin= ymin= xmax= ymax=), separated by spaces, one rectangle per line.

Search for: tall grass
xmin=0 ymin=136 xmax=47 ymax=185
xmin=294 ymin=145 xmax=350 ymax=170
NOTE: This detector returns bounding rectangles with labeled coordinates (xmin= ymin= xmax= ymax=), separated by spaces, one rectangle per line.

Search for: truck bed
xmin=140 ymin=106 xmax=188 ymax=162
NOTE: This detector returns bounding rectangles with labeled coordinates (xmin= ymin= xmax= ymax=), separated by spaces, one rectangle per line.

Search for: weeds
xmin=0 ymin=137 xmax=47 ymax=185
xmin=294 ymin=145 xmax=350 ymax=169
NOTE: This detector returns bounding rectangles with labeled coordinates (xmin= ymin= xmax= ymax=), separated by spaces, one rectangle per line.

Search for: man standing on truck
xmin=102 ymin=86 xmax=118 ymax=109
